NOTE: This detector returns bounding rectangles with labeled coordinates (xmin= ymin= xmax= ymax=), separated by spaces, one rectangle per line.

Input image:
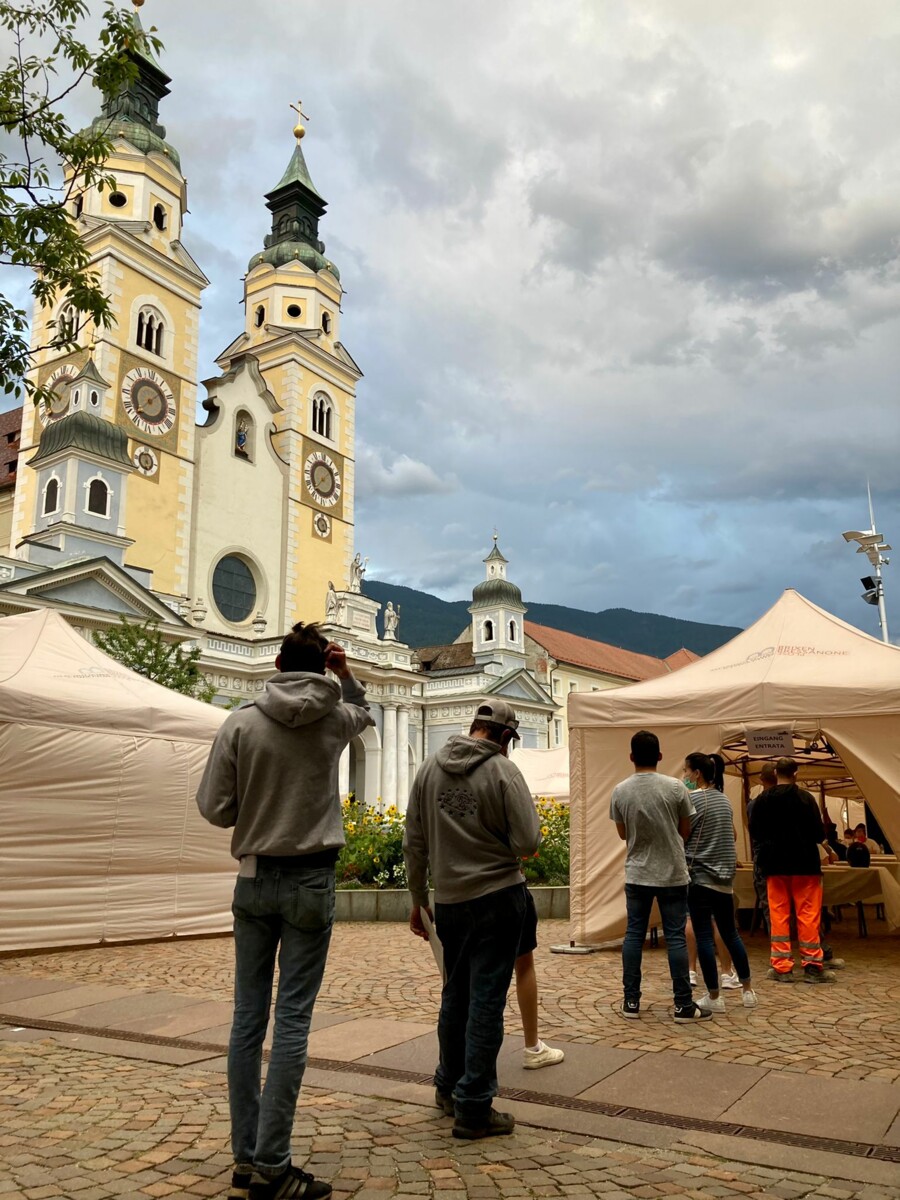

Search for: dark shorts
xmin=517 ymin=888 xmax=538 ymax=957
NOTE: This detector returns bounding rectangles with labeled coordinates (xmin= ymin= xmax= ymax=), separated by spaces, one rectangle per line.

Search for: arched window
xmin=312 ymin=392 xmax=333 ymax=440
xmin=71 ymin=388 xmax=81 ymax=410
xmin=483 ymin=620 xmax=494 ymax=642
xmin=509 ymin=619 xmax=517 ymax=641
xmin=254 ymin=304 xmax=265 ymax=328
xmin=42 ymin=477 xmax=60 ymax=516
xmin=321 ymin=311 xmax=332 ymax=334
xmin=153 ymin=203 xmax=167 ymax=231
xmin=86 ymin=477 xmax=110 ymax=517
xmin=136 ymin=306 xmax=165 ymax=356
xmin=89 ymin=390 xmax=100 ymax=408
xmin=73 ymin=193 xmax=84 ymax=218
xmin=56 ymin=303 xmax=77 ymax=345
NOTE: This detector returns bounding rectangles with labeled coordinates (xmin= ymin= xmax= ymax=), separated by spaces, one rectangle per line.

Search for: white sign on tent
xmin=743 ymin=727 xmax=795 ymax=756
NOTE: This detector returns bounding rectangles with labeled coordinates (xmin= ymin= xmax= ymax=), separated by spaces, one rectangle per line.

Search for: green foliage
xmin=0 ymin=0 xmax=161 ymax=402
xmin=337 ymin=797 xmax=407 ymax=889
xmin=335 ymin=795 xmax=570 ymax=890
xmin=520 ymin=798 xmax=570 ymax=887
xmin=93 ymin=617 xmax=216 ymax=703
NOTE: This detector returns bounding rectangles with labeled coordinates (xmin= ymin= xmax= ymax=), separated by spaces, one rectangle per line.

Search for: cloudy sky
xmin=5 ymin=0 xmax=900 ymax=635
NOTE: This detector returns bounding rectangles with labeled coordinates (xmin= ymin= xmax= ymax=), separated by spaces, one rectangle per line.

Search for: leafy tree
xmin=0 ymin=0 xmax=160 ymax=402
xmin=94 ymin=617 xmax=217 ymax=703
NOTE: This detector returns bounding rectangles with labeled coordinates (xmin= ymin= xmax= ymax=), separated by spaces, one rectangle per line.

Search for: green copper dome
xmin=248 ymin=240 xmax=339 ymax=278
xmin=30 ymin=411 xmax=132 ymax=469
xmin=250 ymin=135 xmax=338 ymax=278
xmin=88 ymin=114 xmax=181 ymax=169
xmin=471 ymin=577 xmax=524 ymax=608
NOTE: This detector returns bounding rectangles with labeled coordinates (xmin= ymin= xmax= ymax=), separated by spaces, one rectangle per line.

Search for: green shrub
xmin=335 ymin=796 xmax=569 ymax=889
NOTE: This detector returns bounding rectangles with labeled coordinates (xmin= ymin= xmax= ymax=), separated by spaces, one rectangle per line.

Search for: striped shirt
xmin=684 ymin=788 xmax=736 ymax=891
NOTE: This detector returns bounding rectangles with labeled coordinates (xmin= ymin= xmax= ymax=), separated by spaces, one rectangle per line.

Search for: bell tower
xmin=214 ymin=103 xmax=361 ymax=624
xmin=9 ymin=0 xmax=208 ymax=601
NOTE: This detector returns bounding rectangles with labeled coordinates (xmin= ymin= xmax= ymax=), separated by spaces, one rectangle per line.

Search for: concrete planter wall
xmin=334 ymin=885 xmax=569 ymax=922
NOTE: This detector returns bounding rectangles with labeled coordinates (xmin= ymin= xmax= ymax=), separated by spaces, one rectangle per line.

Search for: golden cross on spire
xmin=290 ymin=99 xmax=309 ymax=142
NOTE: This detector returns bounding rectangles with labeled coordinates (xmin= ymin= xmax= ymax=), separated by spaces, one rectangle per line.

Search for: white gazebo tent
xmin=568 ymin=591 xmax=900 ymax=945
xmin=0 ymin=609 xmax=232 ymax=952
xmin=510 ymin=746 xmax=570 ymax=800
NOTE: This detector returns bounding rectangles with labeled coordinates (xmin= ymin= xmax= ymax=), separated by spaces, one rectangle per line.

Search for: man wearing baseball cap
xmin=403 ymin=699 xmax=542 ymax=1140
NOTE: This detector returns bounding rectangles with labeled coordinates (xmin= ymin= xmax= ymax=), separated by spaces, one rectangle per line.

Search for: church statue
xmin=349 ymin=552 xmax=367 ymax=593
xmin=235 ymin=418 xmax=249 ymax=457
xmin=383 ymin=601 xmax=400 ymax=641
xmin=325 ymin=580 xmax=339 ymax=622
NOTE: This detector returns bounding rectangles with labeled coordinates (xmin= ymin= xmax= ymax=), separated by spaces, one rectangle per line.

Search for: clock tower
xmin=8 ymin=3 xmax=208 ymax=602
xmin=211 ymin=108 xmax=361 ymax=626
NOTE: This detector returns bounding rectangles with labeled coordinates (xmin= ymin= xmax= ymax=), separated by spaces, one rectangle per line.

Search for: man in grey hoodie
xmin=197 ymin=622 xmax=373 ymax=1200
xmin=403 ymin=700 xmax=542 ymax=1141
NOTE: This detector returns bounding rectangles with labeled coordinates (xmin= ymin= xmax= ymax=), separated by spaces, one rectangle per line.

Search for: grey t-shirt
xmin=609 ymin=772 xmax=695 ymax=887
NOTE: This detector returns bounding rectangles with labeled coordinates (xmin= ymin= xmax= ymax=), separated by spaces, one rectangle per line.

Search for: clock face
xmin=314 ymin=513 xmax=331 ymax=538
xmin=121 ymin=368 xmax=176 ymax=436
xmin=304 ymin=451 xmax=342 ymax=507
xmin=38 ymin=367 xmax=75 ymax=425
xmin=132 ymin=444 xmax=159 ymax=477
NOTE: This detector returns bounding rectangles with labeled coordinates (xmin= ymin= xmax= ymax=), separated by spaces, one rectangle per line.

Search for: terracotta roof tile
xmin=415 ymin=642 xmax=476 ymax=671
xmin=663 ymin=647 xmax=700 ymax=671
xmin=525 ymin=621 xmax=673 ymax=682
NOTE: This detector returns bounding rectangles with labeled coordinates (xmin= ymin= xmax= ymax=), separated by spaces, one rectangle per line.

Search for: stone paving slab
xmin=577 ymin=1049 xmax=768 ymax=1120
xmin=497 ymin=1039 xmax=644 ymax=1097
xmin=722 ymin=1071 xmax=900 ymax=1143
xmin=0 ymin=976 xmax=82 ymax=1003
xmin=0 ymin=982 xmax=136 ymax=1017
xmin=45 ymin=1030 xmax=223 ymax=1065
xmin=309 ymin=1017 xmax=435 ymax=1062
xmin=885 ymin=1110 xmax=900 ymax=1147
xmin=49 ymin=988 xmax=209 ymax=1027
xmin=114 ymin=998 xmax=235 ymax=1038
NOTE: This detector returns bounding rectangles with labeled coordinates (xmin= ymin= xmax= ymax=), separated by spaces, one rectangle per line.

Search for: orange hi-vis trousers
xmin=766 ymin=875 xmax=824 ymax=973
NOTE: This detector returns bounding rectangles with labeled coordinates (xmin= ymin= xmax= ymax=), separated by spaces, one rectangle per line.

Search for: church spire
xmin=248 ymin=101 xmax=338 ymax=277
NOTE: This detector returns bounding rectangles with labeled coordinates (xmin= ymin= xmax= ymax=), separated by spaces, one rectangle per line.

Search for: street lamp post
xmin=842 ymin=485 xmax=891 ymax=644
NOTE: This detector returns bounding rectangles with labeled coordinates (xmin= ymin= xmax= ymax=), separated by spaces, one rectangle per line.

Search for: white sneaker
xmin=523 ymin=1041 xmax=565 ymax=1069
xmin=689 ymin=970 xmax=698 ymax=986
xmin=695 ymin=993 xmax=726 ymax=1014
xmin=720 ymin=971 xmax=742 ymax=989
xmin=742 ymin=989 xmax=758 ymax=1008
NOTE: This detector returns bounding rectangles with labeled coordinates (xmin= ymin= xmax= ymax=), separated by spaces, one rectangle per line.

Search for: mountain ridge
xmin=362 ymin=579 xmax=741 ymax=658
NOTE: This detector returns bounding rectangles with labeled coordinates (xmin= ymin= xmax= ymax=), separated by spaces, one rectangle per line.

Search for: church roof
xmin=72 ymin=357 xmax=108 ymax=389
xmin=273 ymin=142 xmax=324 ymax=201
xmin=0 ymin=406 xmax=22 ymax=492
xmin=415 ymin=642 xmax=477 ymax=671
xmin=471 ymin=576 xmax=523 ymax=608
xmin=30 ymin=411 xmax=132 ymax=469
xmin=525 ymin=621 xmax=675 ymax=683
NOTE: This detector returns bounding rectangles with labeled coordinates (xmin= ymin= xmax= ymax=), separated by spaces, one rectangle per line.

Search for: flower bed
xmin=335 ymin=796 xmax=569 ymax=889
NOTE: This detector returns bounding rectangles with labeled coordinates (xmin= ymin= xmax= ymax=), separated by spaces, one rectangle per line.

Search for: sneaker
xmin=720 ymin=970 xmax=742 ymax=989
xmin=674 ymin=1002 xmax=713 ymax=1022
xmin=452 ymin=1109 xmax=515 ymax=1140
xmin=621 ymin=998 xmax=640 ymax=1019
xmin=523 ymin=1041 xmax=565 ymax=1069
xmin=229 ymin=1166 xmax=253 ymax=1200
xmin=742 ymin=989 xmax=759 ymax=1008
xmin=689 ymin=970 xmax=698 ymax=986
xmin=249 ymin=1165 xmax=332 ymax=1200
xmin=766 ymin=968 xmax=795 ymax=982
xmin=804 ymin=967 xmax=838 ymax=984
xmin=435 ymin=1088 xmax=454 ymax=1116
xmin=696 ymin=993 xmax=726 ymax=1014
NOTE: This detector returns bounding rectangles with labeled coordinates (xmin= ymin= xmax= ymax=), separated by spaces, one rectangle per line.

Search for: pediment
xmin=486 ymin=669 xmax=554 ymax=707
xmin=0 ymin=557 xmax=189 ymax=625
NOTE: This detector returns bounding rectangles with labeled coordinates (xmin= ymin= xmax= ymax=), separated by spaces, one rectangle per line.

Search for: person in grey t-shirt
xmin=609 ymin=730 xmax=710 ymax=1022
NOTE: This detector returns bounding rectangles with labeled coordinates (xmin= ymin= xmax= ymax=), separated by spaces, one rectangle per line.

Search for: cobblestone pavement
xmin=5 ymin=922 xmax=900 ymax=1084
xmin=1 ymin=1039 xmax=899 ymax=1200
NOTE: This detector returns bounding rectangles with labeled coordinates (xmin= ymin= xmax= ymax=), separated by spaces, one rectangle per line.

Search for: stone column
xmin=397 ymin=706 xmax=410 ymax=812
xmin=381 ymin=703 xmax=397 ymax=810
xmin=339 ymin=745 xmax=350 ymax=798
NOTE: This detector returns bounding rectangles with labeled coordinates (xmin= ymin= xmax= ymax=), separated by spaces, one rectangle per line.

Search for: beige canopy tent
xmin=0 ymin=609 xmax=232 ymax=952
xmin=568 ymin=590 xmax=900 ymax=945
xmin=510 ymin=746 xmax=570 ymax=800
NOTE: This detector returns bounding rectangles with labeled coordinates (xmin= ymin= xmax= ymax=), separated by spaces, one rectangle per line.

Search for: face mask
xmin=683 ymin=777 xmax=697 ymax=790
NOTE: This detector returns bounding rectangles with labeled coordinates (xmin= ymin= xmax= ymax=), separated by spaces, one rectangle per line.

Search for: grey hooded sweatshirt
xmin=403 ymin=735 xmax=542 ymax=908
xmin=196 ymin=671 xmax=374 ymax=860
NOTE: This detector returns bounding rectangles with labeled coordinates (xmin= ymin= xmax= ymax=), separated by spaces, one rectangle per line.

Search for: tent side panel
xmin=826 ymin=718 xmax=900 ymax=854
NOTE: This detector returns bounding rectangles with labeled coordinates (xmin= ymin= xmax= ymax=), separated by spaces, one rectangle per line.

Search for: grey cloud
xmin=356 ymin=446 xmax=458 ymax=498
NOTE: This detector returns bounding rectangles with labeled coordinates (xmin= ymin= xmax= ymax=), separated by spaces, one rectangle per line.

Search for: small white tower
xmin=468 ymin=535 xmax=527 ymax=674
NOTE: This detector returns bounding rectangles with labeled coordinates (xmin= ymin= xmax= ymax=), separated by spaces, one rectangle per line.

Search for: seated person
xmin=847 ymin=837 xmax=871 ymax=868
xmin=842 ymin=828 xmax=855 ymax=854
xmin=854 ymin=824 xmax=881 ymax=856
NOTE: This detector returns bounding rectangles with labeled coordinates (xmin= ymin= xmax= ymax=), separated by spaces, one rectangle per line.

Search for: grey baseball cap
xmin=475 ymin=699 xmax=521 ymax=739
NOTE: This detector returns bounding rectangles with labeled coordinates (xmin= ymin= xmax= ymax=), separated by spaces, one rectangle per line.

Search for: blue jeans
xmin=228 ymin=861 xmax=335 ymax=1175
xmin=622 ymin=883 xmax=690 ymax=1008
xmin=434 ymin=883 xmax=527 ymax=1122
xmin=688 ymin=883 xmax=751 ymax=991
